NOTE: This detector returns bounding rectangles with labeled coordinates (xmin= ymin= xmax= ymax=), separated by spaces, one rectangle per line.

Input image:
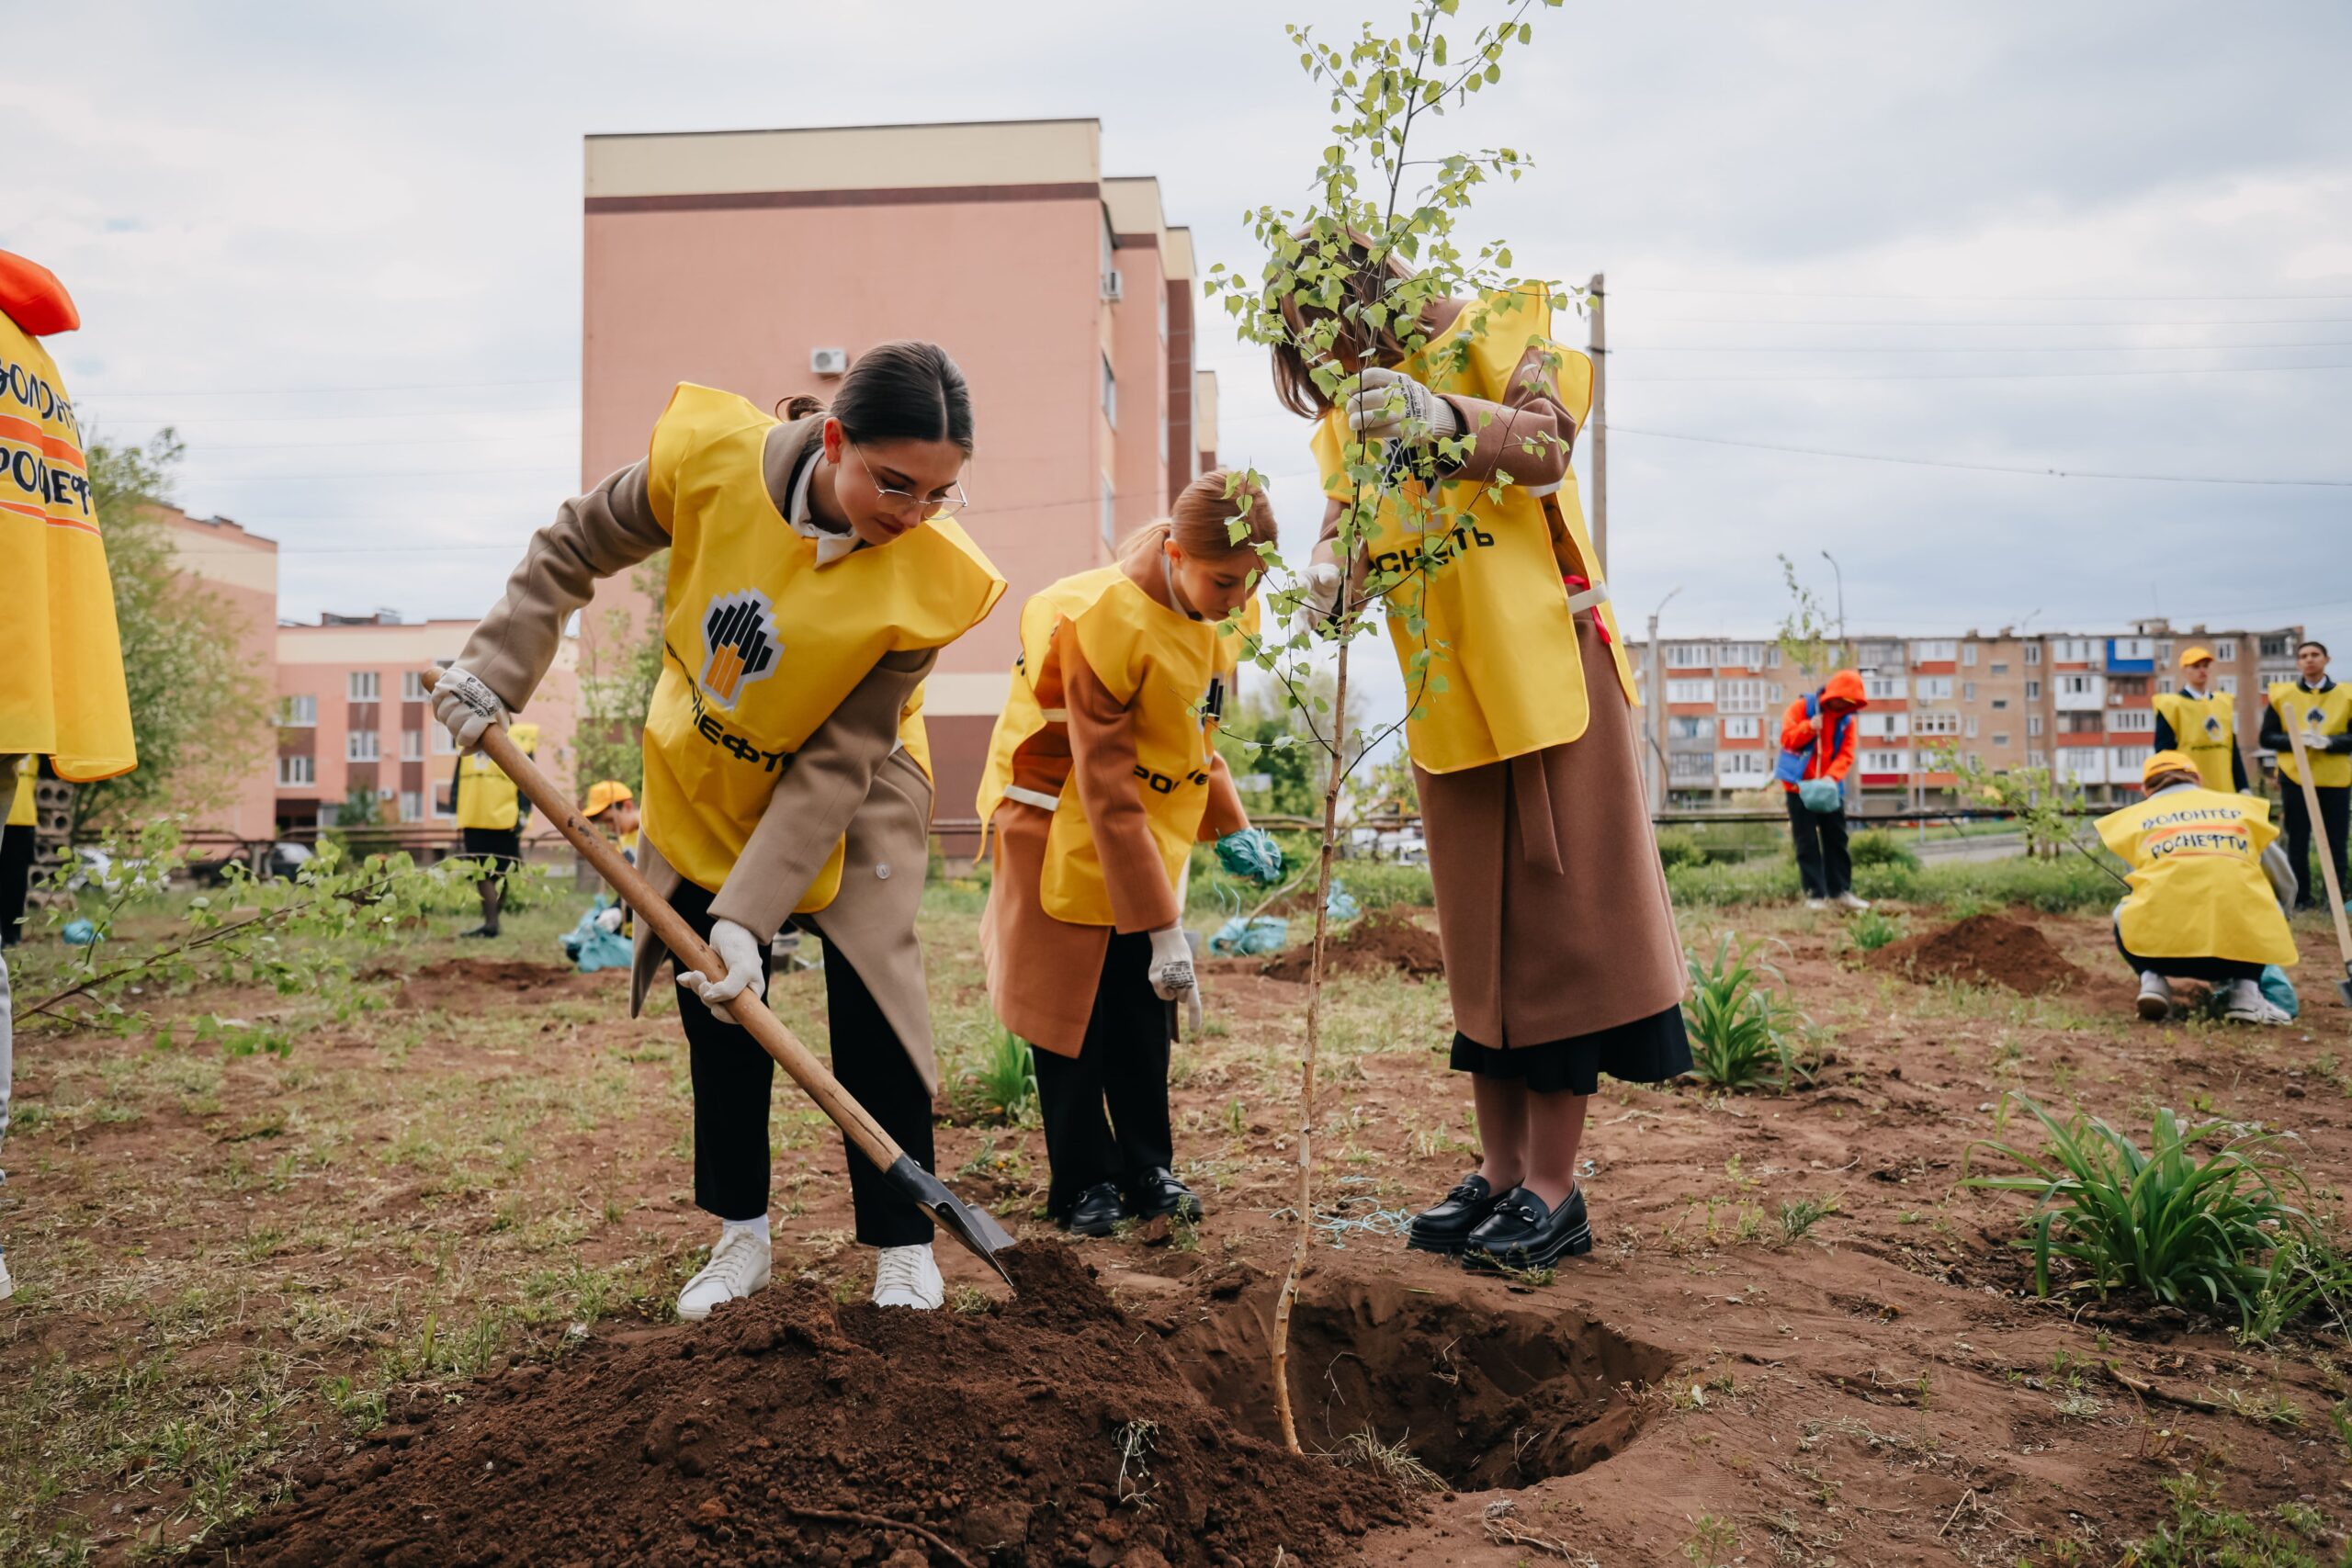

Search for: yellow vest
xmin=977 ymin=566 xmax=1253 ymax=925
xmin=2268 ymin=681 xmax=2352 ymax=788
xmin=7 ymin=762 xmax=32 ymax=828
xmin=2095 ymin=785 xmax=2297 ymax=967
xmin=0 ymin=311 xmax=135 ymax=781
xmin=640 ymin=384 xmax=1004 ymax=903
xmin=1310 ymin=290 xmax=1637 ymax=774
xmin=455 ymin=723 xmax=538 ymax=830
xmin=2152 ymin=688 xmax=2237 ymax=792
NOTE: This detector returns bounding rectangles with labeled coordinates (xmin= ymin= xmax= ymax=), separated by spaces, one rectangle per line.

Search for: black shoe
xmin=1462 ymin=1186 xmax=1592 ymax=1273
xmin=1406 ymin=1173 xmax=1508 ymax=1256
xmin=1066 ymin=1181 xmax=1129 ymax=1237
xmin=1129 ymin=1167 xmax=1203 ymax=1224
xmin=460 ymin=924 xmax=498 ymax=940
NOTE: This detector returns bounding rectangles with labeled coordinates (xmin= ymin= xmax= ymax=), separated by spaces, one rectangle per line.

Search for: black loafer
xmin=1462 ymin=1186 xmax=1592 ymax=1272
xmin=1066 ymin=1181 xmax=1128 ymax=1237
xmin=1406 ymin=1173 xmax=1507 ymax=1256
xmin=1129 ymin=1167 xmax=1204 ymax=1224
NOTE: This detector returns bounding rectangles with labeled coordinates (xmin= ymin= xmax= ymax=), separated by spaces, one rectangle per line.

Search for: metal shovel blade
xmin=883 ymin=1154 xmax=1018 ymax=1290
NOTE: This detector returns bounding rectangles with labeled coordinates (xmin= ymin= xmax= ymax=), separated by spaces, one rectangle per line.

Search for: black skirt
xmin=1448 ymin=1003 xmax=1692 ymax=1095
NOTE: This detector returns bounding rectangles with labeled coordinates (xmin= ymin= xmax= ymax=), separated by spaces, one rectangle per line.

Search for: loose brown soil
xmin=1866 ymin=911 xmax=2087 ymax=994
xmin=1261 ymin=907 xmax=1445 ymax=983
xmin=206 ymin=1244 xmax=1407 ymax=1568
xmin=393 ymin=955 xmax=606 ymax=1009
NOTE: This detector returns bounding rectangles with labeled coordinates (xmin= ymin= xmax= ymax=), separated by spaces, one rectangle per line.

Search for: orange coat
xmin=1778 ymin=669 xmax=1867 ymax=791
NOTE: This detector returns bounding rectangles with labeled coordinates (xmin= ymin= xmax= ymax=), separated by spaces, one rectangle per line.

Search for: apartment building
xmin=578 ymin=118 xmax=1217 ymax=833
xmin=1634 ymin=620 xmax=2301 ymax=807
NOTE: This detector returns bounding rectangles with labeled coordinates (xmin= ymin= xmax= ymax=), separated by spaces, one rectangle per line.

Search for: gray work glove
xmin=1148 ymin=923 xmax=1204 ymax=1036
xmin=1346 ymin=367 xmax=1459 ymax=446
xmin=432 ymin=667 xmax=508 ymax=753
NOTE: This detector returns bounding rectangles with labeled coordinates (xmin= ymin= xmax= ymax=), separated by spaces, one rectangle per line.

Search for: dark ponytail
xmin=776 ymin=340 xmax=975 ymax=454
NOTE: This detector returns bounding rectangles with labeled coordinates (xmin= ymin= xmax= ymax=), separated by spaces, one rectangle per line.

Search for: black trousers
xmin=2114 ymin=925 xmax=2263 ymax=985
xmin=671 ymin=880 xmax=935 ymax=1248
xmin=0 ymin=823 xmax=33 ymax=948
xmin=1032 ymin=930 xmax=1174 ymax=1221
xmin=1786 ymin=792 xmax=1851 ymax=899
xmin=2281 ymin=783 xmax=2350 ymax=911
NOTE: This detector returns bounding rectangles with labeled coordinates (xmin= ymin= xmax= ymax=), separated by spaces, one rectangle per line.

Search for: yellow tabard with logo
xmin=976 ymin=566 xmax=1253 ymax=926
xmin=2267 ymin=681 xmax=2352 ymax=789
xmin=0 ymin=310 xmax=135 ymax=781
xmin=641 ymin=384 xmax=1005 ymax=904
xmin=1310 ymin=289 xmax=1637 ymax=774
xmin=2152 ymin=689 xmax=2238 ymax=793
xmin=455 ymin=723 xmax=539 ymax=830
xmin=2095 ymin=785 xmax=2297 ymax=966
xmin=8 ymin=761 xmax=33 ymax=827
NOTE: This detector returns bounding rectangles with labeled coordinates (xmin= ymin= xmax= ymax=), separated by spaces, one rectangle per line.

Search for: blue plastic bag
xmin=2259 ymin=964 xmax=2300 ymax=1020
xmin=559 ymin=906 xmax=632 ymax=973
xmin=1216 ymin=828 xmax=1286 ymax=886
xmin=1796 ymin=777 xmax=1844 ymax=814
xmin=1325 ymin=879 xmax=1360 ymax=921
xmin=1210 ymin=915 xmax=1289 ymax=956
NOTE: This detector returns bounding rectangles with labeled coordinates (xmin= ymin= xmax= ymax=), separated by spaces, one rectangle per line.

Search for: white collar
xmin=786 ymin=448 xmax=861 ymax=568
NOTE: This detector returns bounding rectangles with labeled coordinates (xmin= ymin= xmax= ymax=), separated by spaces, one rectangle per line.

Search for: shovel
xmin=425 ymin=671 xmax=1018 ymax=1287
xmin=2279 ymin=718 xmax=2352 ymax=1008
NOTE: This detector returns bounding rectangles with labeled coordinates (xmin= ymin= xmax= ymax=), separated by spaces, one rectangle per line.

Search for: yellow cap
xmin=582 ymin=779 xmax=634 ymax=818
xmin=2143 ymin=750 xmax=2199 ymax=786
xmin=2178 ymin=645 xmax=2214 ymax=667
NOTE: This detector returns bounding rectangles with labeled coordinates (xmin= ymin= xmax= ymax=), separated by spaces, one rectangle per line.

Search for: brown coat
xmin=455 ymin=415 xmax=960 ymax=1090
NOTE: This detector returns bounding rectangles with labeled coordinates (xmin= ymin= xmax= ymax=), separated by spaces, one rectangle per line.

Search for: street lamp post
xmin=1647 ymin=586 xmax=1682 ymax=812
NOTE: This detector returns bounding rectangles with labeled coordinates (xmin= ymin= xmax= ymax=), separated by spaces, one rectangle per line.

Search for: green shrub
xmin=1680 ymin=934 xmax=1814 ymax=1091
xmin=1654 ymin=828 xmax=1709 ymax=870
xmin=1848 ymin=830 xmax=1922 ymax=872
xmin=1846 ymin=908 xmax=1905 ymax=952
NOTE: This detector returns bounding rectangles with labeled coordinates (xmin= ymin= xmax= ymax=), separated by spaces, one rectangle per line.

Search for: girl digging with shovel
xmin=434 ymin=344 xmax=1004 ymax=1318
xmin=975 ymin=471 xmax=1286 ymax=1237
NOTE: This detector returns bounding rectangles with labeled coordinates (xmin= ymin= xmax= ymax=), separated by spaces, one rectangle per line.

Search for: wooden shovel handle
xmin=2280 ymin=718 xmax=2352 ymax=967
xmin=423 ymin=670 xmax=907 ymax=1174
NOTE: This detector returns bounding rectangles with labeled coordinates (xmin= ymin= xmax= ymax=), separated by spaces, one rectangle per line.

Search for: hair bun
xmin=777 ymin=393 xmax=828 ymax=420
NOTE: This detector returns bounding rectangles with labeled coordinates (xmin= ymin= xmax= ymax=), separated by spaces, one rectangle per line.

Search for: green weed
xmin=1681 ymin=935 xmax=1815 ymax=1092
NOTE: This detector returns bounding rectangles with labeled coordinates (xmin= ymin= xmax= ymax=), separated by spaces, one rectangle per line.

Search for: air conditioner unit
xmin=810 ymin=346 xmax=849 ymax=377
xmin=1101 ymin=270 xmax=1124 ymax=303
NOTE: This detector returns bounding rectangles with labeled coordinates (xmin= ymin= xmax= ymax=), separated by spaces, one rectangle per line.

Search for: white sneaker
xmin=2219 ymin=978 xmax=2290 ymax=1026
xmin=872 ymin=1243 xmax=943 ymax=1309
xmin=677 ymin=1224 xmax=771 ymax=1321
xmin=1804 ymin=897 xmax=1830 ymax=911
xmin=1835 ymin=891 xmax=1871 ymax=912
xmin=2136 ymin=973 xmax=2174 ymax=1021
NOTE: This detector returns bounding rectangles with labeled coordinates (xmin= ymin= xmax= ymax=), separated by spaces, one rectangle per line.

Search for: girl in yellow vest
xmin=432 ymin=344 xmax=1005 ymax=1318
xmin=2151 ymin=645 xmax=2248 ymax=794
xmin=2260 ymin=638 xmax=2352 ymax=910
xmin=451 ymin=721 xmax=537 ymax=937
xmin=2098 ymin=750 xmax=2297 ymax=1024
xmin=976 ymin=472 xmax=1282 ymax=1235
xmin=1276 ymin=254 xmax=1690 ymax=1275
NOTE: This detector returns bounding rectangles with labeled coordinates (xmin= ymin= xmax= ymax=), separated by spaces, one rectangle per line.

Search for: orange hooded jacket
xmin=1777 ymin=669 xmax=1868 ymax=792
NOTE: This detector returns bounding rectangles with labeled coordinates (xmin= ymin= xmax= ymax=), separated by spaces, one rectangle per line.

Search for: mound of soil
xmin=208 ymin=1244 xmax=1408 ymax=1568
xmin=1866 ymin=913 xmax=2085 ymax=995
xmin=1261 ymin=907 xmax=1445 ymax=984
xmin=395 ymin=957 xmax=592 ymax=1009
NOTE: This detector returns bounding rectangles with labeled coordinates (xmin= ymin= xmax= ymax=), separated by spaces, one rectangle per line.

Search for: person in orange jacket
xmin=1777 ymin=668 xmax=1870 ymax=910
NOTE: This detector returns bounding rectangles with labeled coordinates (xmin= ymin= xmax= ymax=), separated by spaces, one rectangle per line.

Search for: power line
xmin=88 ymin=405 xmax=579 ymax=427
xmin=1619 ymin=361 xmax=2352 ymax=384
xmin=77 ymin=376 xmax=579 ymax=400
xmin=1608 ymin=424 xmax=2352 ymax=487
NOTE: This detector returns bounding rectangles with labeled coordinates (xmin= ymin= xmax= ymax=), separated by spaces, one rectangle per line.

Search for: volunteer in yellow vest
xmin=2260 ymin=638 xmax=2352 ymax=911
xmin=450 ymin=720 xmax=538 ymax=938
xmin=1278 ymin=245 xmax=1690 ymax=1276
xmin=2 ymin=758 xmax=34 ymax=950
xmin=2151 ymin=645 xmax=2248 ymax=794
xmin=434 ymin=344 xmax=1004 ymax=1318
xmin=581 ymin=779 xmax=640 ymax=936
xmin=977 ymin=472 xmax=1282 ymax=1235
xmin=2097 ymin=750 xmax=2297 ymax=1025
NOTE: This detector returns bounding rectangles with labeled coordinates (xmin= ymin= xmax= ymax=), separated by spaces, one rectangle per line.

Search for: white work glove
xmin=679 ymin=918 xmax=765 ymax=1007
xmin=1345 ymin=367 xmax=1458 ymax=446
xmin=1292 ymin=558 xmax=1344 ymax=637
xmin=594 ymin=904 xmax=626 ymax=934
xmin=432 ymin=667 xmax=508 ymax=753
xmin=1148 ymin=923 xmax=1204 ymax=1036
xmin=2301 ymin=730 xmax=2333 ymax=753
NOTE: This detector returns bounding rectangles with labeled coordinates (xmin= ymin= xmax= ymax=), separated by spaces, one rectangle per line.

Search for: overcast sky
xmin=13 ymin=1 xmax=2348 ymax=735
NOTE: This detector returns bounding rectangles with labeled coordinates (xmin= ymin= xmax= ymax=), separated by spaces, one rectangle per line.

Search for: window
xmin=1992 ymin=732 xmax=2011 ymax=747
xmin=401 ymin=729 xmax=424 ymax=761
xmin=277 ymin=755 xmax=314 ymax=786
xmin=1718 ymin=641 xmax=1766 ymax=669
xmin=2058 ymin=747 xmax=2104 ymax=780
xmin=1913 ymin=638 xmax=1957 ymax=663
xmin=2053 ymin=637 xmax=2101 ymax=665
xmin=401 ymin=671 xmax=429 ymax=702
xmin=2261 ymin=636 xmax=2291 ymax=660
xmin=1667 ymin=643 xmax=1715 ymax=669
xmin=2028 ymin=749 xmax=2047 ymax=767
xmin=1990 ymin=661 xmax=2009 ymax=675
xmin=1722 ymin=716 xmax=1761 ymax=740
xmin=1718 ymin=679 xmax=1772 ymax=714
xmin=2215 ymin=638 xmax=2238 ymax=661
xmin=1989 ymin=697 xmax=2009 ymax=711
xmin=2025 ymin=643 xmax=2042 ymax=666
xmin=348 ymin=671 xmax=379 ymax=702
xmin=2112 ymin=637 xmax=2154 ymax=662
xmin=2216 ymin=675 xmax=2238 ymax=695
xmin=2109 ymin=675 xmax=2148 ymax=698
xmin=2156 ymin=640 xmax=2173 ymax=664
xmin=2060 ymin=711 xmax=2102 ymax=733
xmin=1864 ymin=675 xmax=1906 ymax=701
xmin=1861 ymin=712 xmax=1910 ymax=738
xmin=2028 ymin=714 xmax=2044 ymax=737
xmin=1668 ymin=752 xmax=1714 ymax=782
xmin=2111 ymin=746 xmax=2143 ymax=773
xmin=398 ymin=791 xmax=423 ymax=823
xmin=2110 ymin=709 xmax=2155 ymax=732
xmin=1665 ymin=679 xmax=1716 ymax=705
xmin=1766 ymin=646 xmax=1781 ymax=668
xmin=1668 ymin=716 xmax=1714 ymax=741
xmin=1101 ymin=355 xmax=1117 ymax=427
xmin=2026 ymin=680 xmax=2042 ymax=700
xmin=2059 ymin=673 xmax=2097 ymax=696
xmin=433 ymin=722 xmax=459 ymax=756
xmin=1962 ymin=643 xmax=1979 ymax=666
xmin=1913 ymin=712 xmax=1958 ymax=737
xmin=346 ymin=730 xmax=379 ymax=761
xmin=279 ymin=694 xmax=317 ymax=728
xmin=1965 ymin=716 xmax=1979 ymax=739
xmin=1100 ymin=475 xmax=1115 ymax=547
xmin=1862 ymin=750 xmax=1907 ymax=773
xmin=1917 ymin=676 xmax=1953 ymax=701
xmin=1718 ymin=751 xmax=1769 ymax=778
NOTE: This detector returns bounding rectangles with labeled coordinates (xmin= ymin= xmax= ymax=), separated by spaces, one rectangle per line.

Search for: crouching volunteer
xmin=1277 ymin=261 xmax=1691 ymax=1275
xmin=431 ymin=343 xmax=1005 ymax=1317
xmin=1777 ymin=669 xmax=1869 ymax=911
xmin=452 ymin=720 xmax=538 ymax=937
xmin=975 ymin=471 xmax=1283 ymax=1236
xmin=581 ymin=778 xmax=640 ymax=935
xmin=2098 ymin=750 xmax=2297 ymax=1024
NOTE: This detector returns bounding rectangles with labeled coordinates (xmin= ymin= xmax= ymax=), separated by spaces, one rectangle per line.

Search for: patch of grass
xmin=1845 ymin=908 xmax=1904 ymax=953
xmin=958 ymin=1024 xmax=1037 ymax=1126
xmin=1336 ymin=1427 xmax=1445 ymax=1491
xmin=2113 ymin=1469 xmax=2339 ymax=1566
xmin=1778 ymin=1194 xmax=1840 ymax=1245
xmin=1681 ymin=934 xmax=1815 ymax=1092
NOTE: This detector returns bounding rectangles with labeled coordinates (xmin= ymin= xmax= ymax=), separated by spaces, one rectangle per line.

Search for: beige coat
xmin=456 ymin=415 xmax=957 ymax=1090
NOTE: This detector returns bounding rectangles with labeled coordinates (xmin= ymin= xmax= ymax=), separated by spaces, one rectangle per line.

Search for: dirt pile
xmin=395 ymin=956 xmax=599 ymax=1009
xmin=208 ymin=1244 xmax=1408 ymax=1568
xmin=1261 ymin=907 xmax=1445 ymax=984
xmin=1866 ymin=912 xmax=2086 ymax=994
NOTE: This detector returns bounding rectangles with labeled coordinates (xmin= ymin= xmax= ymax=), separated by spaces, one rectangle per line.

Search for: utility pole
xmin=1587 ymin=272 xmax=1607 ymax=576
xmin=1646 ymin=585 xmax=1680 ymax=812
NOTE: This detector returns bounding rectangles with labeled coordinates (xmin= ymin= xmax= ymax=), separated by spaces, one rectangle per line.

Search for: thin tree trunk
xmin=1271 ymin=637 xmax=1350 ymax=1454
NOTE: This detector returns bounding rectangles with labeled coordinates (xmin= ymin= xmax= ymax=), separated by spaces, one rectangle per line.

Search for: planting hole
xmin=1166 ymin=1269 xmax=1673 ymax=1490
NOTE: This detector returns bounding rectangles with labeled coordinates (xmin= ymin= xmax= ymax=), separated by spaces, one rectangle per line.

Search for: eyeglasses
xmin=849 ymin=441 xmax=969 ymax=518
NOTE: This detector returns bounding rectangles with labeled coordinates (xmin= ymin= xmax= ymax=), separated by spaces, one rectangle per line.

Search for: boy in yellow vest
xmin=581 ymin=779 xmax=639 ymax=935
xmin=451 ymin=721 xmax=538 ymax=937
xmin=2152 ymin=645 xmax=2248 ymax=793
xmin=2097 ymin=750 xmax=2297 ymax=1024
xmin=2260 ymin=639 xmax=2352 ymax=910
